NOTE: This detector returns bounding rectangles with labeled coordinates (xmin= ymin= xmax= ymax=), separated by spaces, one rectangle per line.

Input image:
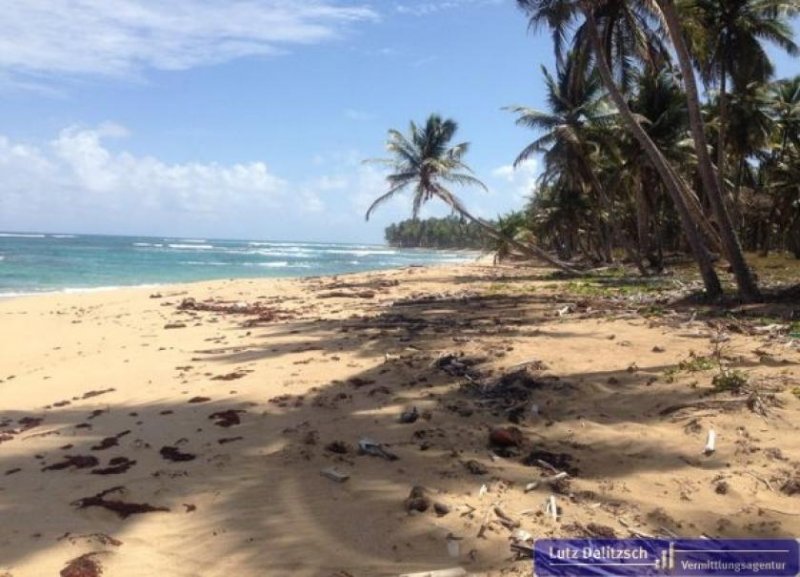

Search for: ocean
xmin=0 ymin=232 xmax=477 ymax=297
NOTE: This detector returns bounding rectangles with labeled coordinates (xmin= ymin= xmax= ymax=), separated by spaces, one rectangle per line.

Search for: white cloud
xmin=394 ymin=0 xmax=502 ymax=16
xmin=0 ymin=1 xmax=377 ymax=84
xmin=0 ymin=124 xmax=287 ymax=234
xmin=491 ymin=159 xmax=539 ymax=200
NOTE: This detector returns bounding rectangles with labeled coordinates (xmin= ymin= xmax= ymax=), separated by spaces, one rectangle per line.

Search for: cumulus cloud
xmin=0 ymin=124 xmax=287 ymax=234
xmin=491 ymin=159 xmax=539 ymax=201
xmin=0 ymin=1 xmax=377 ymax=83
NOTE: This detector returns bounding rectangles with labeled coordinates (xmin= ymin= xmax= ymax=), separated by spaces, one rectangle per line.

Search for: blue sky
xmin=0 ymin=1 xmax=797 ymax=243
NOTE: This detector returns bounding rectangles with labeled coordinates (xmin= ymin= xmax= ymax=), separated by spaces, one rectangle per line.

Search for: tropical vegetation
xmin=369 ymin=0 xmax=798 ymax=301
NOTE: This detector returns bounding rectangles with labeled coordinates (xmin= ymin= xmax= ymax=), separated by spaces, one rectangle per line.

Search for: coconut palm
xmin=366 ymin=113 xmax=576 ymax=271
xmin=517 ymin=0 xmax=724 ymax=298
xmin=679 ymin=0 xmax=798 ymax=185
xmin=507 ymin=49 xmax=616 ymax=262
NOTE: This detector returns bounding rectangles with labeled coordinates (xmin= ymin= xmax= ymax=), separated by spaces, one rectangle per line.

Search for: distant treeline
xmin=384 ymin=216 xmax=492 ymax=249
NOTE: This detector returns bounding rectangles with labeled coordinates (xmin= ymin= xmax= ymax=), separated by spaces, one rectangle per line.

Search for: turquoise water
xmin=0 ymin=232 xmax=476 ymax=297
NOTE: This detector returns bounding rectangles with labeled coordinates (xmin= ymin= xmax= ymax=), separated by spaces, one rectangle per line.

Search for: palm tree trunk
xmin=717 ymin=55 xmax=728 ymax=190
xmin=658 ymin=0 xmax=760 ymax=302
xmin=450 ymin=202 xmax=578 ymax=273
xmin=580 ymin=4 xmax=723 ymax=298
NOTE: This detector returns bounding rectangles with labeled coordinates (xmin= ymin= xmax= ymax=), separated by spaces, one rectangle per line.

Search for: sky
xmin=0 ymin=1 xmax=797 ymax=243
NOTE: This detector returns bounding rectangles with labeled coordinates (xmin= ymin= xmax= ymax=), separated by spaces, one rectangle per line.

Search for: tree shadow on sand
xmin=1 ymin=286 xmax=798 ymax=576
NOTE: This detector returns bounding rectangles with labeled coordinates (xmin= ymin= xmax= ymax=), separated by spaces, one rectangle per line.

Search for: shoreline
xmin=1 ymin=261 xmax=798 ymax=576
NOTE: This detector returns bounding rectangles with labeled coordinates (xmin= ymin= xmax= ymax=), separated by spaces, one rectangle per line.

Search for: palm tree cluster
xmin=366 ymin=0 xmax=797 ymax=301
xmin=384 ymin=215 xmax=492 ymax=249
xmin=512 ymin=0 xmax=797 ymax=300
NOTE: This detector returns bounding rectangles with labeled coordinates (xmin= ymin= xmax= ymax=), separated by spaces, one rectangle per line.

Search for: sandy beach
xmin=1 ymin=262 xmax=799 ymax=577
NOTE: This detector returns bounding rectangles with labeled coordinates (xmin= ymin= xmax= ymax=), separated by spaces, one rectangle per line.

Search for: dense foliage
xmin=384 ymin=216 xmax=492 ymax=249
xmin=368 ymin=0 xmax=798 ymax=300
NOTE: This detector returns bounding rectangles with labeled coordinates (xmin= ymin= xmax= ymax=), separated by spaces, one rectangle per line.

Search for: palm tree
xmin=508 ymin=49 xmax=616 ymax=262
xmin=658 ymin=0 xmax=797 ymax=301
xmin=517 ymin=0 xmax=724 ymax=298
xmin=365 ymin=113 xmax=576 ymax=272
xmin=679 ymin=0 xmax=798 ymax=186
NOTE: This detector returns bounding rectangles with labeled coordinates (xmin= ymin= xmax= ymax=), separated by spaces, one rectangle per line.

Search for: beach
xmin=1 ymin=262 xmax=799 ymax=577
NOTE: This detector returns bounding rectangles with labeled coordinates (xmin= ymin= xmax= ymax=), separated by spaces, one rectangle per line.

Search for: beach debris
xmin=545 ymin=495 xmax=559 ymax=521
xmin=446 ymin=533 xmax=462 ymax=558
xmin=159 ymin=446 xmax=196 ymax=462
xmin=317 ymin=290 xmax=376 ymax=299
xmin=399 ymin=406 xmax=419 ymax=424
xmin=513 ymin=529 xmax=533 ymax=542
xmin=188 ymin=396 xmax=211 ymax=403
xmin=325 ymin=440 xmax=351 ymax=454
xmin=358 ymin=437 xmax=399 ymax=461
xmin=320 ymin=467 xmax=350 ymax=483
xmin=524 ymin=471 xmax=569 ymax=493
xmin=217 ymin=436 xmax=243 ymax=445
xmin=398 ymin=568 xmax=467 ymax=577
xmin=434 ymin=502 xmax=451 ymax=516
xmin=91 ymin=430 xmax=130 ymax=451
xmin=60 ymin=552 xmax=102 ymax=577
xmin=522 ymin=449 xmax=578 ymax=476
xmin=212 ymin=370 xmax=249 ymax=381
xmin=57 ymin=532 xmax=122 ymax=547
xmin=209 ymin=409 xmax=245 ymax=427
xmin=478 ymin=484 xmax=488 ymax=497
xmin=704 ymin=429 xmax=717 ymax=455
xmin=464 ymin=460 xmax=488 ymax=475
xmin=488 ymin=426 xmax=523 ymax=448
xmin=164 ymin=322 xmax=187 ymax=329
xmin=81 ymin=388 xmax=115 ymax=400
xmin=92 ymin=457 xmax=137 ymax=475
xmin=404 ymin=486 xmax=431 ymax=513
xmin=434 ymin=353 xmax=487 ymax=379
xmin=43 ymin=455 xmax=99 ymax=471
xmin=493 ymin=505 xmax=520 ymax=530
xmin=510 ymin=543 xmax=535 ymax=559
xmin=73 ymin=486 xmax=169 ymax=519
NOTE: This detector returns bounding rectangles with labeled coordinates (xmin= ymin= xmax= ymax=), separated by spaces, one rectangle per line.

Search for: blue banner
xmin=534 ymin=539 xmax=799 ymax=577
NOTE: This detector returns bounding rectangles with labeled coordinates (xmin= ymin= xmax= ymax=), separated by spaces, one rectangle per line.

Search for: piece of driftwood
xmin=660 ymin=398 xmax=749 ymax=416
xmin=493 ymin=506 xmax=520 ymax=529
xmin=398 ymin=568 xmax=466 ymax=577
xmin=525 ymin=471 xmax=569 ymax=492
xmin=477 ymin=504 xmax=495 ymax=538
xmin=510 ymin=543 xmax=535 ymax=558
xmin=618 ymin=518 xmax=654 ymax=538
xmin=537 ymin=459 xmax=561 ymax=474
xmin=743 ymin=471 xmax=774 ymax=492
xmin=320 ymin=467 xmax=349 ymax=483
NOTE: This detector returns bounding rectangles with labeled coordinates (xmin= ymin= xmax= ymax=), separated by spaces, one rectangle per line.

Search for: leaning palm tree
xmin=507 ymin=49 xmax=616 ymax=262
xmin=517 ymin=0 xmax=725 ymax=299
xmin=365 ymin=114 xmax=576 ymax=271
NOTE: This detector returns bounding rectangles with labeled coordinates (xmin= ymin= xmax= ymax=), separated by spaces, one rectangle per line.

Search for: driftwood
xmin=398 ymin=569 xmax=467 ymax=577
xmin=525 ymin=471 xmax=569 ymax=492
xmin=493 ymin=506 xmax=520 ymax=530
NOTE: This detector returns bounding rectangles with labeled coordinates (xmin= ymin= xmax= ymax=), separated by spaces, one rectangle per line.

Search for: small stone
xmin=433 ymin=502 xmax=451 ymax=516
xmin=715 ymin=481 xmax=730 ymax=495
xmin=489 ymin=426 xmax=523 ymax=448
xmin=464 ymin=459 xmax=488 ymax=475
xmin=652 ymin=346 xmax=666 ymax=353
